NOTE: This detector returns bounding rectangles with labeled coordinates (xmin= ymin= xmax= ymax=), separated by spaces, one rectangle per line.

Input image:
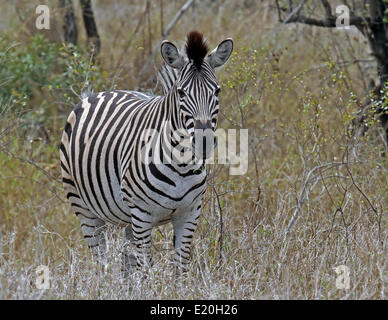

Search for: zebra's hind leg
xmin=61 ymin=147 xmax=107 ymax=269
xmin=78 ymin=212 xmax=107 ymax=260
xmin=68 ymin=195 xmax=107 ymax=267
xmin=121 ymin=225 xmax=137 ymax=278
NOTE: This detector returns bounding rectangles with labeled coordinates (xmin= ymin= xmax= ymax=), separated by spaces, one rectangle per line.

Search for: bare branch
xmin=0 ymin=146 xmax=61 ymax=185
xmin=283 ymin=13 xmax=369 ymax=28
xmin=277 ymin=1 xmax=370 ymax=29
xmin=139 ymin=0 xmax=196 ymax=78
xmin=282 ymin=0 xmax=305 ymax=24
xmin=212 ymin=184 xmax=224 ymax=266
xmin=320 ymin=0 xmax=332 ymax=18
xmin=284 ymin=162 xmax=348 ymax=238
xmin=275 ymin=0 xmax=282 ymax=21
xmin=162 ymin=0 xmax=195 ymax=38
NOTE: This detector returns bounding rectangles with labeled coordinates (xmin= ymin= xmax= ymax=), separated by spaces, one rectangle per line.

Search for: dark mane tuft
xmin=185 ymin=30 xmax=209 ymax=70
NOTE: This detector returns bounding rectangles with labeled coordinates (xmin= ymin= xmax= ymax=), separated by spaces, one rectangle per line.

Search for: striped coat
xmin=60 ymin=31 xmax=233 ymax=274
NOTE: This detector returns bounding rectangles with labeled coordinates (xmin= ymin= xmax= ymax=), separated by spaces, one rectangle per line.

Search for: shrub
xmin=0 ymin=34 xmax=107 ymax=135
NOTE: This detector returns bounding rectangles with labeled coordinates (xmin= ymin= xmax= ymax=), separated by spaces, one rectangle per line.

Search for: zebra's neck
xmin=157 ymin=63 xmax=179 ymax=96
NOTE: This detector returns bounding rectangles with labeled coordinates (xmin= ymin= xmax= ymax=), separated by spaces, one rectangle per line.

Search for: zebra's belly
xmin=77 ymin=175 xmax=133 ymax=225
xmin=70 ymin=159 xmax=206 ymax=226
xmin=121 ymin=172 xmax=206 ymax=225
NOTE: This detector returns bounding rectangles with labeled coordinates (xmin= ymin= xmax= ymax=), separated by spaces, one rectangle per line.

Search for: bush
xmin=0 ymin=34 xmax=107 ymax=136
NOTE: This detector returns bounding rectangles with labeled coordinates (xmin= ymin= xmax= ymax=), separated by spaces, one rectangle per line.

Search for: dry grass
xmin=0 ymin=0 xmax=386 ymax=299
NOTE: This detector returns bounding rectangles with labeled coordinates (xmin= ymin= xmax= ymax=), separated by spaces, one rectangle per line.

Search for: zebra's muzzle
xmin=194 ymin=119 xmax=212 ymax=131
xmin=193 ymin=120 xmax=215 ymax=160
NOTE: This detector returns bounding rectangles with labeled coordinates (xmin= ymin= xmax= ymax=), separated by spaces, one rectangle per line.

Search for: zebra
xmin=60 ymin=30 xmax=233 ymax=275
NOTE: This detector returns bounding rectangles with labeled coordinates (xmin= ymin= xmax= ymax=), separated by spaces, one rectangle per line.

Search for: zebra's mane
xmin=185 ymin=30 xmax=208 ymax=70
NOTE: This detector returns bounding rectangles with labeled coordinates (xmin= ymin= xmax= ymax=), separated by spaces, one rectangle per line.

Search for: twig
xmin=284 ymin=162 xmax=347 ymax=238
xmin=0 ymin=146 xmax=61 ymax=185
xmin=277 ymin=0 xmax=370 ymax=28
xmin=0 ymin=174 xmax=65 ymax=203
xmin=161 ymin=0 xmax=195 ymax=39
xmin=344 ymin=156 xmax=382 ymax=247
xmin=282 ymin=0 xmax=305 ymax=24
xmin=320 ymin=0 xmax=332 ymax=18
xmin=160 ymin=0 xmax=164 ymax=36
xmin=213 ymin=185 xmax=224 ymax=265
xmin=110 ymin=3 xmax=149 ymax=88
xmin=139 ymin=0 xmax=196 ymax=77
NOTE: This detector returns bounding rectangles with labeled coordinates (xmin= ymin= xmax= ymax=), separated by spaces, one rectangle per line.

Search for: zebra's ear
xmin=161 ymin=40 xmax=185 ymax=69
xmin=206 ymin=38 xmax=233 ymax=69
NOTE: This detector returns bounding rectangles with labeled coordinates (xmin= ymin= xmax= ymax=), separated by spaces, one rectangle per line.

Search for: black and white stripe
xmin=158 ymin=63 xmax=179 ymax=96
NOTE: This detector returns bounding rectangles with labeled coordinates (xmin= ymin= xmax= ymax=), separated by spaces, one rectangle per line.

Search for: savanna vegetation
xmin=0 ymin=0 xmax=386 ymax=299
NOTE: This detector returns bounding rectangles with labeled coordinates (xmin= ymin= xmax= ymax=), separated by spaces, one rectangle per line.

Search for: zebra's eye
xmin=177 ymin=89 xmax=186 ymax=99
xmin=214 ymin=88 xmax=221 ymax=97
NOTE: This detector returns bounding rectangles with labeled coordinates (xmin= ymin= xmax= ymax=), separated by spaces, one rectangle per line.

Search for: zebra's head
xmin=160 ymin=31 xmax=233 ymax=160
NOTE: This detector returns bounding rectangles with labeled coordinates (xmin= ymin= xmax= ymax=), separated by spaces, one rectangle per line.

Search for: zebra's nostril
xmin=194 ymin=120 xmax=212 ymax=130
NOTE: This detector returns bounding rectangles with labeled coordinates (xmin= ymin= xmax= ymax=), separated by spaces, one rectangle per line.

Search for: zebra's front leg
xmin=172 ymin=207 xmax=201 ymax=275
xmin=131 ymin=214 xmax=154 ymax=270
xmin=121 ymin=225 xmax=137 ymax=278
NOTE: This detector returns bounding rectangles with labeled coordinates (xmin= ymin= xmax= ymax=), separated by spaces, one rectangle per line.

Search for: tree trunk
xmin=80 ymin=0 xmax=101 ymax=57
xmin=276 ymin=0 xmax=388 ymax=146
xmin=60 ymin=0 xmax=78 ymax=46
xmin=362 ymin=0 xmax=388 ymax=141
